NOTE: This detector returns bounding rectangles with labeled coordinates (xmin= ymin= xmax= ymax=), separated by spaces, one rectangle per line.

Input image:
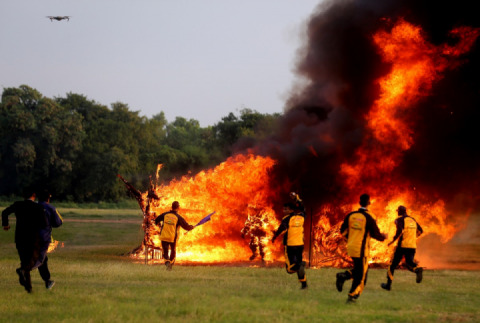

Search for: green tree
xmin=138 ymin=112 xmax=168 ymax=178
xmin=160 ymin=117 xmax=210 ymax=175
xmin=58 ymin=96 xmax=147 ymax=201
xmin=213 ymin=108 xmax=280 ymax=156
xmin=0 ymin=85 xmax=84 ymax=196
xmin=0 ymin=86 xmax=281 ymax=202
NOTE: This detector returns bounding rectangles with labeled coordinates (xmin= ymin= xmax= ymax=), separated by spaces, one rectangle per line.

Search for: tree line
xmin=0 ymin=85 xmax=280 ymax=202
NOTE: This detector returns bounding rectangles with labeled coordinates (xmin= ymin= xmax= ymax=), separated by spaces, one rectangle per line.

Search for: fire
xmin=129 ymin=19 xmax=478 ymax=268
xmin=316 ymin=19 xmax=479 ymax=267
xmin=133 ymin=154 xmax=281 ymax=264
xmin=341 ymin=19 xmax=480 ymax=186
xmin=47 ymin=239 xmax=63 ymax=253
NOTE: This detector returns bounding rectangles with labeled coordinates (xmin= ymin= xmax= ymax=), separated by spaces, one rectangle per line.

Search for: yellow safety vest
xmin=401 ymin=217 xmax=418 ymax=249
xmin=160 ymin=212 xmax=179 ymax=243
xmin=286 ymin=214 xmax=304 ymax=246
xmin=346 ymin=212 xmax=371 ymax=258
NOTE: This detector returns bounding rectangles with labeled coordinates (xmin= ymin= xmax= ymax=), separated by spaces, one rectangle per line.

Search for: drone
xmin=47 ymin=16 xmax=71 ymax=21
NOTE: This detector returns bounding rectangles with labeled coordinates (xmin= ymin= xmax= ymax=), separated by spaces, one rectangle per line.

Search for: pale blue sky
xmin=0 ymin=0 xmax=321 ymax=126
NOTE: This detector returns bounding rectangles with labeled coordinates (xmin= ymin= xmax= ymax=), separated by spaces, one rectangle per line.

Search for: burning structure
xmin=124 ymin=155 xmax=280 ymax=264
xmin=125 ymin=0 xmax=480 ymax=268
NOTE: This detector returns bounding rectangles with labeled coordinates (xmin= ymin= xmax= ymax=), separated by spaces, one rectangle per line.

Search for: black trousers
xmin=161 ymin=240 xmax=177 ymax=263
xmin=38 ymin=255 xmax=51 ymax=282
xmin=16 ymin=241 xmax=51 ymax=289
xmin=16 ymin=242 xmax=36 ymax=272
xmin=387 ymin=247 xmax=417 ymax=283
xmin=34 ymin=244 xmax=51 ymax=283
xmin=342 ymin=257 xmax=368 ymax=298
xmin=284 ymin=246 xmax=306 ymax=282
xmin=16 ymin=241 xmax=37 ymax=290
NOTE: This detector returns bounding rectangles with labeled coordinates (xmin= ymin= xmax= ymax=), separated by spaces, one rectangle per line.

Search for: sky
xmin=0 ymin=0 xmax=321 ymax=126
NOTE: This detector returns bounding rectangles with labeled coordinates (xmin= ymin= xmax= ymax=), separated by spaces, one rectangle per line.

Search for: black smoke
xmin=237 ymin=0 xmax=480 ymax=215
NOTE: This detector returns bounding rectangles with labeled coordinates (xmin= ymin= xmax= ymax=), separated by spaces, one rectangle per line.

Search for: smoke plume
xmin=237 ymin=0 xmax=480 ymax=217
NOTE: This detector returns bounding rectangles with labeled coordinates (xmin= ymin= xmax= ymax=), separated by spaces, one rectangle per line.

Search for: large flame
xmin=135 ymin=154 xmax=280 ymax=264
xmin=131 ymin=19 xmax=479 ymax=268
xmin=316 ymin=19 xmax=479 ymax=267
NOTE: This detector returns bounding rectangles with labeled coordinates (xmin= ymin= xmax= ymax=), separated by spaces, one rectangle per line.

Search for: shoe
xmin=301 ymin=282 xmax=308 ymax=290
xmin=249 ymin=254 xmax=256 ymax=261
xmin=415 ymin=267 xmax=423 ymax=283
xmin=46 ymin=280 xmax=55 ymax=290
xmin=23 ymin=271 xmax=32 ymax=293
xmin=165 ymin=260 xmax=170 ymax=270
xmin=298 ymin=261 xmax=306 ymax=278
xmin=16 ymin=268 xmax=26 ymax=287
xmin=336 ymin=273 xmax=346 ymax=292
xmin=381 ymin=283 xmax=391 ymax=291
xmin=346 ymin=295 xmax=356 ymax=304
xmin=167 ymin=262 xmax=173 ymax=271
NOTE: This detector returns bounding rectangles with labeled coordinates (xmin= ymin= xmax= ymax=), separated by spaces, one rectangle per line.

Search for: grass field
xmin=1 ymin=207 xmax=479 ymax=322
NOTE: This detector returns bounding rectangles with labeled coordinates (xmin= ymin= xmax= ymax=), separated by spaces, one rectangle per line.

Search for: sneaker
xmin=16 ymin=268 xmax=26 ymax=287
xmin=301 ymin=282 xmax=308 ymax=290
xmin=23 ymin=271 xmax=32 ymax=293
xmin=415 ymin=267 xmax=423 ymax=283
xmin=249 ymin=254 xmax=256 ymax=261
xmin=46 ymin=280 xmax=55 ymax=290
xmin=167 ymin=262 xmax=173 ymax=271
xmin=346 ymin=295 xmax=356 ymax=304
xmin=381 ymin=283 xmax=391 ymax=291
xmin=336 ymin=273 xmax=346 ymax=292
xmin=164 ymin=260 xmax=170 ymax=270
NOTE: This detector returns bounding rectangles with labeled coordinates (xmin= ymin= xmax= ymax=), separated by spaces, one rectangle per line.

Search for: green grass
xmin=57 ymin=207 xmax=142 ymax=219
xmin=0 ymin=198 xmax=140 ymax=209
xmin=1 ymin=209 xmax=479 ymax=322
xmin=1 ymin=205 xmax=142 ymax=220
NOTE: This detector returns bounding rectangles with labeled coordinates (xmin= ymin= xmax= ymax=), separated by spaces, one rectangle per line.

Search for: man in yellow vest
xmin=154 ymin=201 xmax=194 ymax=270
xmin=381 ymin=205 xmax=424 ymax=290
xmin=272 ymin=202 xmax=307 ymax=289
xmin=336 ymin=194 xmax=386 ymax=303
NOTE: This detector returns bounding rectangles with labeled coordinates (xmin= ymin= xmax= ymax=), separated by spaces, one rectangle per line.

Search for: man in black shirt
xmin=2 ymin=188 xmax=48 ymax=293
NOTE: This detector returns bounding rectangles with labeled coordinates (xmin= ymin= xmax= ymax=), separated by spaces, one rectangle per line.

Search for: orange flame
xmin=134 ymin=154 xmax=281 ymax=264
xmin=47 ymin=239 xmax=62 ymax=253
xmin=341 ymin=19 xmax=480 ymax=186
xmin=132 ymin=19 xmax=479 ymax=268
xmin=317 ymin=19 xmax=479 ymax=267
